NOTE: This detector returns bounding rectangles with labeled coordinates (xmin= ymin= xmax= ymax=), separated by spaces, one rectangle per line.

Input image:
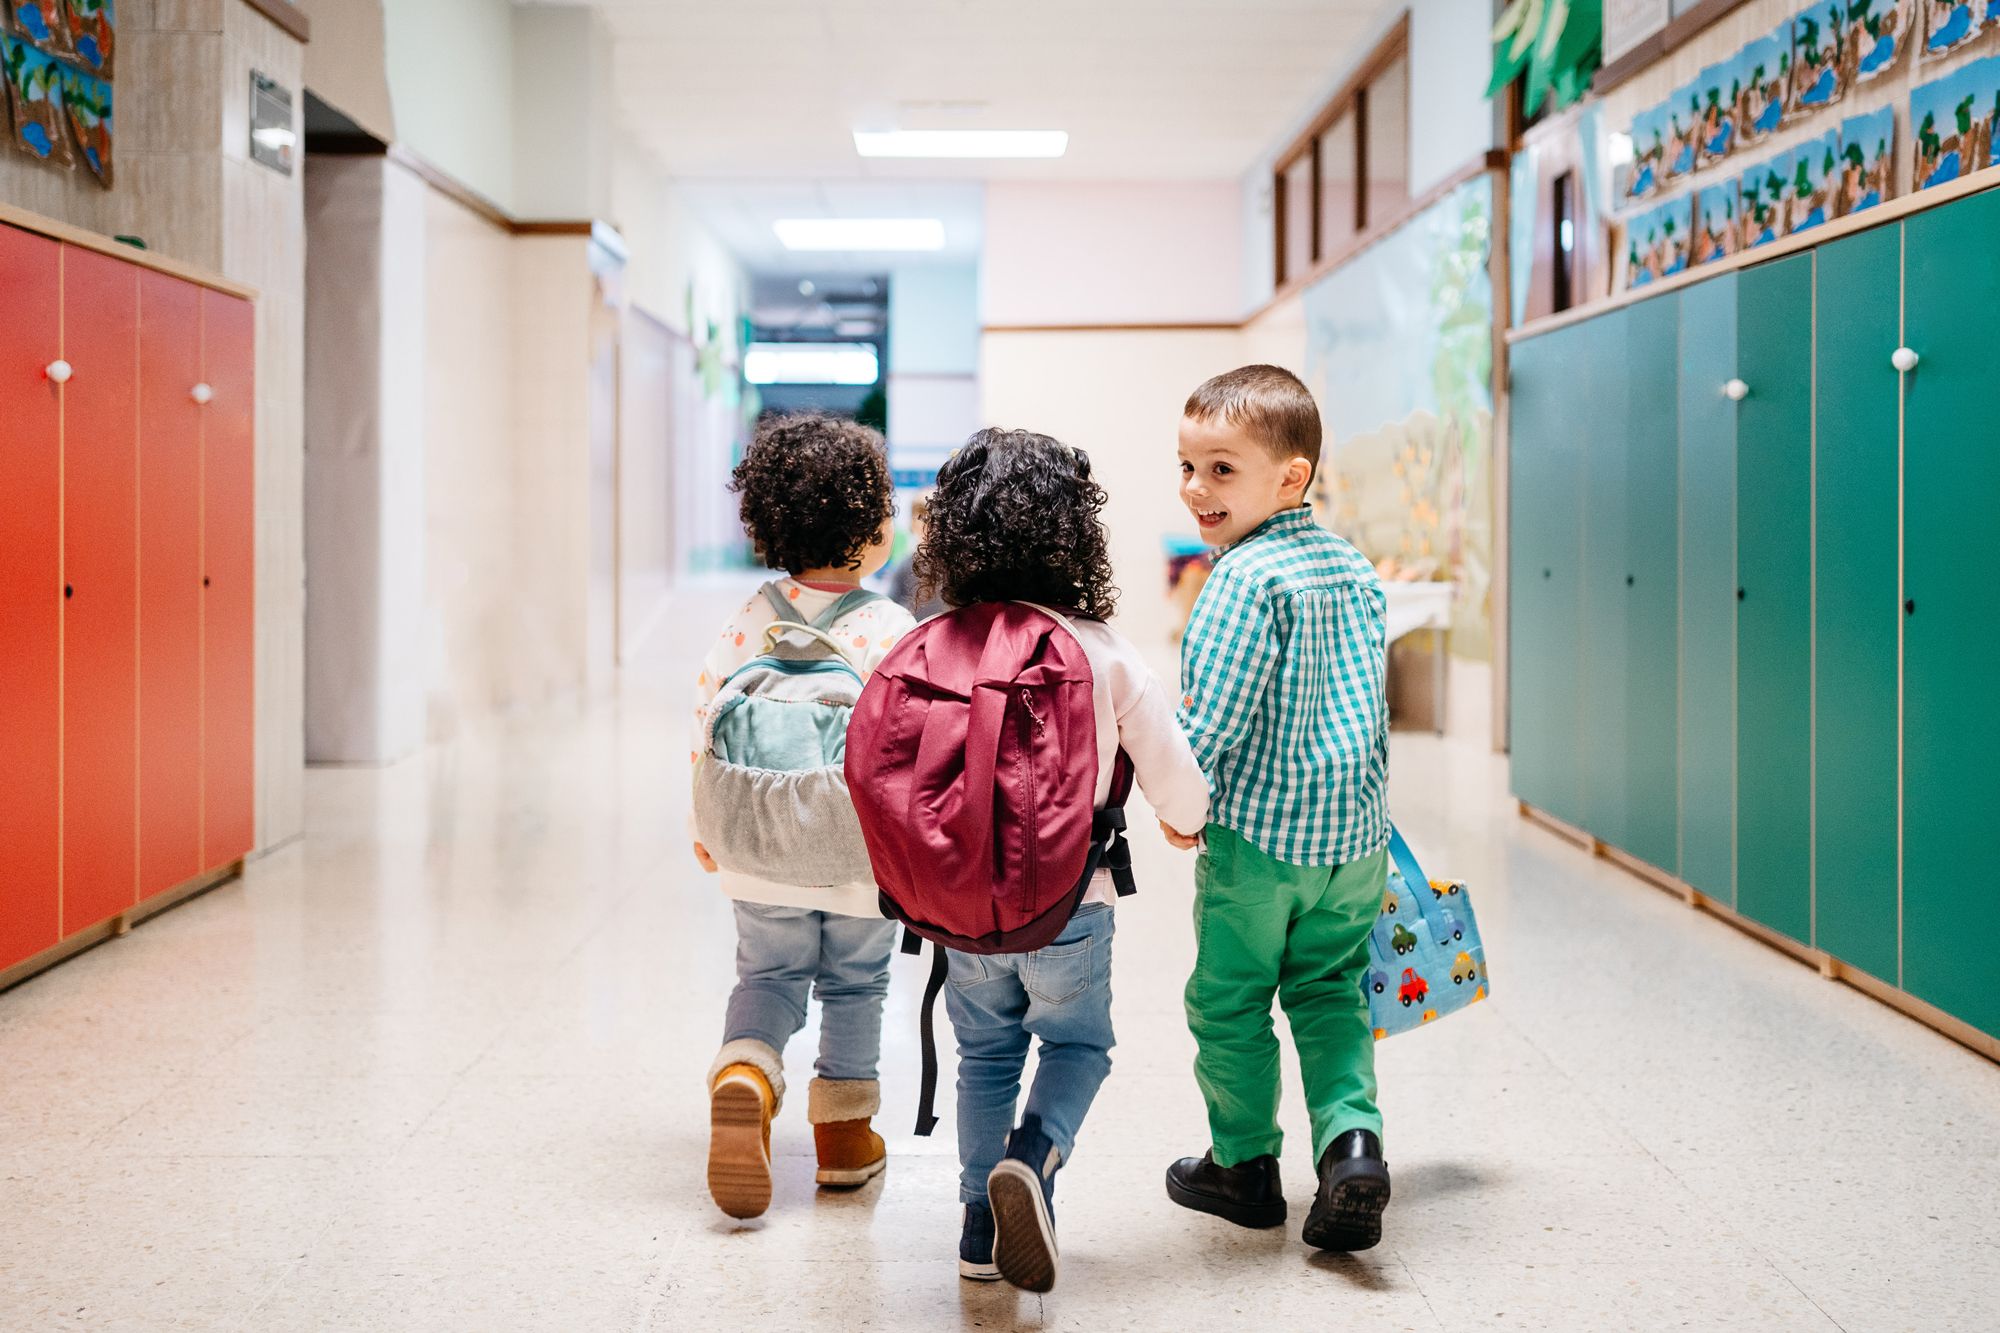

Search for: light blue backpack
xmin=1365 ymin=826 xmax=1490 ymax=1038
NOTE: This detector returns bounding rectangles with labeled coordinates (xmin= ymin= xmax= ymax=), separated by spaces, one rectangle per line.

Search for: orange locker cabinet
xmin=0 ymin=225 xmax=63 ymax=972
xmin=60 ymin=246 xmax=142 ymax=935
xmin=138 ymin=270 xmax=205 ymax=900
xmin=200 ymin=289 xmax=256 ymax=870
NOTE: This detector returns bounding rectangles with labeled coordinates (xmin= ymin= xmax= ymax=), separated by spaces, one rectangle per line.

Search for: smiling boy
xmin=1162 ymin=364 xmax=1395 ymax=1252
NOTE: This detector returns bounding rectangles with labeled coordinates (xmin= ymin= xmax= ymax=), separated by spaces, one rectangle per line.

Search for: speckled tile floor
xmin=4 ymin=581 xmax=1996 ymax=1332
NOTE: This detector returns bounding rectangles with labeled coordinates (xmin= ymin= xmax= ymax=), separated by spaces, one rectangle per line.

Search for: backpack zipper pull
xmin=1019 ymin=688 xmax=1045 ymax=734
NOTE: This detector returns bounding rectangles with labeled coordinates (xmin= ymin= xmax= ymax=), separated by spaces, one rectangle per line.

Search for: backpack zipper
xmin=1019 ymin=689 xmax=1041 ymax=910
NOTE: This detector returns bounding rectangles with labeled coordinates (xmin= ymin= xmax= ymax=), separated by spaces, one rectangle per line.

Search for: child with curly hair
xmin=693 ymin=413 xmax=916 ymax=1220
xmin=914 ymin=429 xmax=1210 ymax=1291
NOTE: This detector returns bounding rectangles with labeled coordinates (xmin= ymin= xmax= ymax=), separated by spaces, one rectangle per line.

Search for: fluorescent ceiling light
xmin=744 ymin=342 xmax=880 ymax=386
xmin=774 ymin=218 xmax=945 ymax=251
xmin=853 ymin=129 xmax=1068 ymax=159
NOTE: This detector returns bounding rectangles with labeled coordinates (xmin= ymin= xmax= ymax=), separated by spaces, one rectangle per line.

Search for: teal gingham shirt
xmin=1177 ymin=506 xmax=1390 ymax=867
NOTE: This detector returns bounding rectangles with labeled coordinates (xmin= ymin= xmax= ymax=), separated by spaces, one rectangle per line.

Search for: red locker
xmin=201 ymin=289 xmax=256 ymax=869
xmin=138 ymin=270 xmax=204 ymax=899
xmin=0 ymin=224 xmax=63 ymax=971
xmin=60 ymin=245 xmax=141 ymax=935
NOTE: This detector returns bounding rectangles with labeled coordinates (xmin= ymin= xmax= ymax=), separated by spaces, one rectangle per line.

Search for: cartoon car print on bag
xmin=1451 ymin=951 xmax=1479 ymax=985
xmin=1382 ymin=885 xmax=1402 ymax=915
xmin=1435 ymin=908 xmax=1464 ymax=945
xmin=1399 ymin=968 xmax=1429 ymax=1007
xmin=1370 ymin=968 xmax=1391 ymax=995
xmin=1391 ymin=923 xmax=1419 ymax=956
xmin=1429 ymin=878 xmax=1463 ymax=902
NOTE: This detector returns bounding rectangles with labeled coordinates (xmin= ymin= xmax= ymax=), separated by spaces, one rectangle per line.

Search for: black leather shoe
xmin=1164 ymin=1150 xmax=1286 ymax=1229
xmin=1302 ymin=1129 xmax=1391 ymax=1252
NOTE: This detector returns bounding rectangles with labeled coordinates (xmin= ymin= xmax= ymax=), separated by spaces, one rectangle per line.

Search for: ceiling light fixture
xmin=852 ymin=130 xmax=1068 ymax=159
xmin=773 ymin=218 xmax=945 ymax=251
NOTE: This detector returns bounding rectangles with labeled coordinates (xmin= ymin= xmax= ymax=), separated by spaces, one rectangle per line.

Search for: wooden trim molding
xmin=243 ymin=0 xmax=312 ymax=44
xmin=1518 ymin=803 xmax=2000 ymax=1065
xmin=1277 ymin=12 xmax=1412 ymax=171
xmin=0 ymin=202 xmax=258 ymax=299
xmin=981 ymin=321 xmax=1243 ymax=335
xmin=1510 ymin=163 xmax=2000 ymax=343
xmin=1595 ymin=0 xmax=1754 ymax=97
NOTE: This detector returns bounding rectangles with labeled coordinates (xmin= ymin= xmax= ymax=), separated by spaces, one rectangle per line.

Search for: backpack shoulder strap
xmin=809 ymin=587 xmax=891 ymax=633
xmin=760 ymin=582 xmax=798 ymax=622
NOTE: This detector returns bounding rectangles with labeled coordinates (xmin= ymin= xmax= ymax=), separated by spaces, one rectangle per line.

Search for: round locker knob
xmin=1724 ymin=378 xmax=1749 ymax=401
xmin=45 ymin=359 xmax=72 ymax=383
xmin=191 ymin=382 xmax=214 ymax=404
xmin=1891 ymin=347 xmax=1920 ymax=373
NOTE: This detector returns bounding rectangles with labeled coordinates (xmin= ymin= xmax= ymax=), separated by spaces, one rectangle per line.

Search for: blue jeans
xmin=725 ymin=903 xmax=898 ymax=1082
xmin=945 ymin=903 xmax=1116 ymax=1204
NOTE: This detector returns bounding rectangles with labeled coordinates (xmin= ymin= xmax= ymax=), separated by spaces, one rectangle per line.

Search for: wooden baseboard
xmin=1516 ymin=801 xmax=1998 ymax=1065
xmin=0 ymin=863 xmax=244 ymax=994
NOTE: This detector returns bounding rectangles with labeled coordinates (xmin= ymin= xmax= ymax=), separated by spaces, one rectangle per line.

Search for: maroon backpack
xmin=845 ymin=601 xmax=1135 ymax=1131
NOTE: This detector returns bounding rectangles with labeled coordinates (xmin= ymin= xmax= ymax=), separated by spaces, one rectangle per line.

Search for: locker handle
xmin=1724 ymin=379 xmax=1749 ymax=401
xmin=191 ymin=382 xmax=214 ymax=405
xmin=45 ymin=359 xmax=72 ymax=384
xmin=1892 ymin=347 xmax=1919 ymax=373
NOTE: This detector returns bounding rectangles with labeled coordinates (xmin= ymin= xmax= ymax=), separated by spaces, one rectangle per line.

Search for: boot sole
xmin=1164 ymin=1171 xmax=1287 ymax=1229
xmin=987 ymin=1161 xmax=1058 ymax=1293
xmin=1301 ymin=1162 xmax=1391 ymax=1252
xmin=815 ymin=1155 xmax=887 ymax=1188
xmin=707 ymin=1078 xmax=771 ymax=1220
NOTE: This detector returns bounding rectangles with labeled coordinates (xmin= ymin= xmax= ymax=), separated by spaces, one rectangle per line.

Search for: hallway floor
xmin=5 ymin=582 xmax=1997 ymax=1332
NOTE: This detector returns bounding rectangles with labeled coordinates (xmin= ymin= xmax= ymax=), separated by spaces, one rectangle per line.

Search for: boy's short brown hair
xmin=1183 ymin=364 xmax=1322 ymax=477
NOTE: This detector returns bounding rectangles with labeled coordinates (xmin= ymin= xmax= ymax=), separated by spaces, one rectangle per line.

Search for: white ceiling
xmin=565 ymin=0 xmax=1387 ymax=273
xmin=671 ymin=179 xmax=986 ymax=275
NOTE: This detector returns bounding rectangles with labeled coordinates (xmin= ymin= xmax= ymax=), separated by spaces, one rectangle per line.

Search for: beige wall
xmin=381 ymin=0 xmax=516 ymax=210
xmin=294 ymin=0 xmax=395 ymax=138
xmin=1 ymin=0 xmax=309 ymax=853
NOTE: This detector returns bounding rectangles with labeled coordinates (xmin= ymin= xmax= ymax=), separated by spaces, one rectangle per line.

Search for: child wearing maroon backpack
xmin=903 ymin=429 xmax=1210 ymax=1292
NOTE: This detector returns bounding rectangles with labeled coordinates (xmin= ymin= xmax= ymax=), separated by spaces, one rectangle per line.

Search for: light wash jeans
xmin=945 ymin=903 xmax=1116 ymax=1204
xmin=725 ymin=903 xmax=898 ymax=1081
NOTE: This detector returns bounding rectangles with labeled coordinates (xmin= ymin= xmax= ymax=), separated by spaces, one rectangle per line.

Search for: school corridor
xmin=0 ymin=582 xmax=1992 ymax=1331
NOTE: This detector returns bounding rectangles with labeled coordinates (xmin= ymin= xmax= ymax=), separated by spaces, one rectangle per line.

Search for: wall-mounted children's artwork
xmin=1627 ymin=103 xmax=1666 ymax=201
xmin=1627 ymin=192 xmax=1693 ymax=288
xmin=1909 ymin=58 xmax=1999 ymax=186
xmin=63 ymin=0 xmax=112 ymax=79
xmin=1786 ymin=130 xmax=1841 ymax=232
xmin=1921 ymin=0 xmax=1980 ymax=58
xmin=6 ymin=1 xmax=72 ymax=58
xmin=1664 ymin=79 xmax=1702 ymax=180
xmin=1847 ymin=0 xmax=1913 ymax=83
xmin=59 ymin=60 xmax=108 ymax=185
xmin=2 ymin=34 xmax=72 ymax=165
xmin=1741 ymin=153 xmax=1792 ymax=247
xmin=1790 ymin=1 xmax=1849 ymax=115
xmin=1695 ymin=182 xmax=1741 ymax=264
xmin=1836 ymin=106 xmax=1896 ymax=214
xmin=1738 ymin=27 xmax=1793 ymax=147
xmin=1696 ymin=53 xmax=1745 ymax=168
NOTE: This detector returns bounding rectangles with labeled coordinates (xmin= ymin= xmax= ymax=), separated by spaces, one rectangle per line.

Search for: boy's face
xmin=1177 ymin=415 xmax=1313 ymax=548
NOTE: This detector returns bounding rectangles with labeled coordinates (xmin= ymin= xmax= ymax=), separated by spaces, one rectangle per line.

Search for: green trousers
xmin=1185 ymin=824 xmax=1387 ymax=1167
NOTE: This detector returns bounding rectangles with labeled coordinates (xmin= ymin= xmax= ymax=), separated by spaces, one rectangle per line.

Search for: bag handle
xmin=1387 ymin=824 xmax=1428 ymax=894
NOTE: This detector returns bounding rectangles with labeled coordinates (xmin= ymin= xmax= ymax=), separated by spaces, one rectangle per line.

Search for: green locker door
xmin=1903 ymin=190 xmax=2000 ymax=1039
xmin=1623 ymin=292 xmax=1681 ymax=873
xmin=1581 ymin=307 xmax=1632 ymax=849
xmin=1734 ymin=253 xmax=1814 ymax=946
xmin=1507 ymin=321 xmax=1585 ymax=826
xmin=1814 ymin=224 xmax=1901 ymax=981
xmin=1678 ymin=273 xmax=1739 ymax=906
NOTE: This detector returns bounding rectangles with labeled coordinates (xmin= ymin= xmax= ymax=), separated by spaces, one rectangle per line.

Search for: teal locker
xmin=1622 ymin=293 xmax=1681 ymax=874
xmin=1678 ymin=273 xmax=1739 ymax=907
xmin=1507 ymin=321 xmax=1586 ymax=827
xmin=1733 ymin=253 xmax=1814 ymax=946
xmin=1580 ymin=307 xmax=1632 ymax=849
xmin=1902 ymin=190 xmax=2000 ymax=1039
xmin=1813 ymin=225 xmax=1902 ymax=981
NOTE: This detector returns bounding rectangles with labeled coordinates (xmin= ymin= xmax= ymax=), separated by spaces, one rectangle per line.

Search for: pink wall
xmin=982 ymin=181 xmax=1245 ymax=327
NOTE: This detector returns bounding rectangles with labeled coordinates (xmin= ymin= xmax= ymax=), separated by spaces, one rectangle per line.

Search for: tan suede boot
xmin=707 ymin=1040 xmax=784 ymax=1219
xmin=809 ymin=1077 xmax=887 ymax=1188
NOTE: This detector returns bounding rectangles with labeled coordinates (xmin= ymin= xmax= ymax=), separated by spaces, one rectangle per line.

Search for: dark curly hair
xmin=915 ymin=428 xmax=1119 ymax=621
xmin=730 ymin=413 xmax=893 ymax=574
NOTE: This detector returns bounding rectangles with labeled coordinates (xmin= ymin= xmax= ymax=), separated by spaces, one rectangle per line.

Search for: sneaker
xmin=958 ymin=1201 xmax=1001 ymax=1281
xmin=1164 ymin=1149 xmax=1287 ymax=1229
xmin=986 ymin=1114 xmax=1061 ymax=1293
xmin=1301 ymin=1129 xmax=1391 ymax=1252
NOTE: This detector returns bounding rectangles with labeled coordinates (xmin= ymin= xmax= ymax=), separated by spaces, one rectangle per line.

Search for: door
xmin=0 ymin=224 xmax=63 ymax=970
xmin=1678 ymin=273 xmax=1739 ymax=907
xmin=1622 ymin=293 xmax=1681 ymax=874
xmin=139 ymin=269 xmax=205 ymax=900
xmin=60 ymin=245 xmax=140 ymax=935
xmin=1734 ymin=253 xmax=1814 ymax=946
xmin=201 ymin=290 xmax=256 ymax=869
xmin=1903 ymin=189 xmax=2000 ymax=1039
xmin=1581 ymin=307 xmax=1633 ymax=848
xmin=1507 ymin=320 xmax=1586 ymax=826
xmin=1813 ymin=225 xmax=1901 ymax=981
